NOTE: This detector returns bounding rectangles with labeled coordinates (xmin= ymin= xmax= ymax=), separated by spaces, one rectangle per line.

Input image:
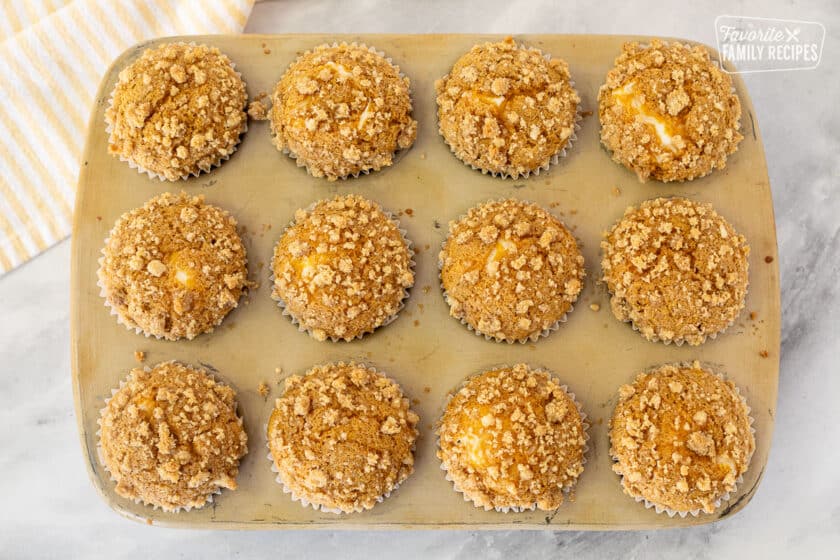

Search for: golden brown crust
xmin=98 ymin=361 xmax=248 ymax=512
xmin=609 ymin=362 xmax=754 ymax=514
xmin=98 ymin=192 xmax=248 ymax=341
xmin=600 ymin=197 xmax=749 ymax=346
xmin=271 ymin=194 xmax=414 ymax=341
xmin=440 ymin=199 xmax=584 ymax=342
xmin=105 ymin=43 xmax=247 ymax=181
xmin=598 ymin=40 xmax=742 ymax=182
xmin=269 ymin=43 xmax=417 ymax=180
xmin=267 ymin=362 xmax=419 ymax=513
xmin=436 ymin=37 xmax=579 ymax=178
xmin=437 ymin=364 xmax=586 ymax=511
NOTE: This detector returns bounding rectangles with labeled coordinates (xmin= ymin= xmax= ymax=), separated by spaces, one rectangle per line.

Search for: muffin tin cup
xmin=104 ymin=41 xmax=249 ymax=182
xmin=436 ymin=365 xmax=590 ymax=513
xmin=269 ymin=200 xmax=415 ymax=342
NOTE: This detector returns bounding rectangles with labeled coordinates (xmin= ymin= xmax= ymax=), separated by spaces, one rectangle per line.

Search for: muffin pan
xmin=71 ymin=34 xmax=779 ymax=529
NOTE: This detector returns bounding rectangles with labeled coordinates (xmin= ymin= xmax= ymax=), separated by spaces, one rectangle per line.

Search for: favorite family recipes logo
xmin=715 ymin=16 xmax=825 ymax=73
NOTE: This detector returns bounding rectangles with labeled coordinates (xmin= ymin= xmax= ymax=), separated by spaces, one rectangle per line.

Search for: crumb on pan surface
xmin=437 ymin=364 xmax=586 ymax=511
xmin=435 ymin=36 xmax=579 ymax=178
xmin=98 ymin=192 xmax=248 ymax=341
xmin=598 ymin=40 xmax=742 ymax=182
xmin=105 ymin=42 xmax=247 ymax=181
xmin=609 ymin=361 xmax=754 ymax=514
xmin=98 ymin=361 xmax=248 ymax=512
xmin=600 ymin=197 xmax=749 ymax=346
xmin=267 ymin=362 xmax=419 ymax=513
xmin=269 ymin=43 xmax=417 ymax=180
xmin=271 ymin=194 xmax=414 ymax=341
xmin=440 ymin=199 xmax=584 ymax=342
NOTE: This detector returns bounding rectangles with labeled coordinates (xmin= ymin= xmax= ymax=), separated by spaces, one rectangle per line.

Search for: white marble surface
xmin=2 ymin=0 xmax=839 ymax=557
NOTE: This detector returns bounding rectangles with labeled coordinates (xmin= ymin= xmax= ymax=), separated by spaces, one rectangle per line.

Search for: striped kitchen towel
xmin=0 ymin=0 xmax=255 ymax=275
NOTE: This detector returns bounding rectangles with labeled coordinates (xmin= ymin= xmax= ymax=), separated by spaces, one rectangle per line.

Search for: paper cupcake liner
xmin=95 ymin=361 xmax=247 ymax=513
xmin=264 ymin=362 xmax=418 ymax=514
xmin=436 ymin=365 xmax=590 ymax=513
xmin=270 ymin=42 xmax=416 ymax=181
xmin=269 ymin=199 xmax=415 ymax=342
xmin=609 ymin=363 xmax=756 ymax=517
xmin=437 ymin=199 xmax=583 ymax=344
xmin=105 ymin=41 xmax=248 ymax=182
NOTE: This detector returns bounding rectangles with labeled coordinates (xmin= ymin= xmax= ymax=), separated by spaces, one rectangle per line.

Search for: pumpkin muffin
xmin=269 ymin=43 xmax=417 ymax=180
xmin=267 ymin=362 xmax=419 ymax=513
xmin=598 ymin=40 xmax=742 ymax=182
xmin=600 ymin=197 xmax=749 ymax=345
xmin=609 ymin=362 xmax=755 ymax=515
xmin=437 ymin=364 xmax=587 ymax=512
xmin=105 ymin=42 xmax=247 ymax=181
xmin=97 ymin=192 xmax=248 ymax=340
xmin=435 ymin=37 xmax=579 ymax=178
xmin=98 ymin=361 xmax=248 ymax=512
xmin=271 ymin=194 xmax=414 ymax=341
xmin=439 ymin=199 xmax=584 ymax=343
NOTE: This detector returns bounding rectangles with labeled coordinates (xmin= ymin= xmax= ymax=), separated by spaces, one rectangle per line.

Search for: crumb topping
xmin=598 ymin=40 xmax=742 ymax=182
xmin=267 ymin=362 xmax=419 ymax=513
xmin=106 ymin=43 xmax=247 ymax=181
xmin=270 ymin=43 xmax=417 ymax=180
xmin=98 ymin=192 xmax=248 ymax=341
xmin=440 ymin=199 xmax=584 ymax=342
xmin=609 ymin=362 xmax=754 ymax=513
xmin=436 ymin=37 xmax=579 ymax=178
xmin=601 ymin=197 xmax=749 ymax=345
xmin=98 ymin=361 xmax=248 ymax=512
xmin=437 ymin=364 xmax=586 ymax=511
xmin=271 ymin=194 xmax=414 ymax=341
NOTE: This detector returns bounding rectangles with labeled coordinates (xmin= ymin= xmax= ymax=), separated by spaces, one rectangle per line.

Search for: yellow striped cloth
xmin=0 ymin=0 xmax=255 ymax=274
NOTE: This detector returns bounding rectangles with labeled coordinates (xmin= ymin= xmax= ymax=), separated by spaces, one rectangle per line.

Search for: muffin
xmin=435 ymin=37 xmax=579 ymax=178
xmin=267 ymin=362 xmax=419 ymax=513
xmin=600 ymin=197 xmax=749 ymax=345
xmin=598 ymin=40 xmax=742 ymax=182
xmin=609 ymin=361 xmax=755 ymax=515
xmin=97 ymin=192 xmax=248 ymax=340
xmin=269 ymin=43 xmax=417 ymax=180
xmin=105 ymin=42 xmax=247 ymax=181
xmin=437 ymin=364 xmax=587 ymax=511
xmin=271 ymin=194 xmax=414 ymax=341
xmin=439 ymin=199 xmax=584 ymax=342
xmin=98 ymin=361 xmax=248 ymax=512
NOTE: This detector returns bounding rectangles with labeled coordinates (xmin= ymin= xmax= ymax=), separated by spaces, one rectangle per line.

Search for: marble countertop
xmin=2 ymin=0 xmax=838 ymax=557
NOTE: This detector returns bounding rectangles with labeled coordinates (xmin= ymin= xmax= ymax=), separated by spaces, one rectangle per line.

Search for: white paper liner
xmin=438 ymin=199 xmax=583 ymax=344
xmin=264 ymin=362 xmax=418 ymax=514
xmin=269 ymin=198 xmax=415 ymax=342
xmin=104 ymin=41 xmax=249 ymax=182
xmin=95 ymin=360 xmax=247 ymax=513
xmin=436 ymin=364 xmax=590 ymax=513
xmin=269 ymin=42 xmax=416 ymax=181
xmin=608 ymin=362 xmax=757 ymax=517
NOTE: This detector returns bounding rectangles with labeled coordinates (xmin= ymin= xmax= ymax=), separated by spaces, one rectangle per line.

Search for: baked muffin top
xmin=106 ymin=42 xmax=247 ymax=181
xmin=598 ymin=40 xmax=742 ymax=182
xmin=270 ymin=43 xmax=417 ymax=180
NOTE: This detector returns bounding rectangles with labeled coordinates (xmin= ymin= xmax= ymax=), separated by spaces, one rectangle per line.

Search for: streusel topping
xmin=106 ymin=42 xmax=247 ymax=181
xmin=437 ymin=364 xmax=587 ymax=511
xmin=270 ymin=43 xmax=417 ymax=180
xmin=271 ymin=194 xmax=414 ymax=341
xmin=98 ymin=192 xmax=248 ymax=340
xmin=598 ymin=40 xmax=742 ymax=182
xmin=601 ymin=197 xmax=749 ymax=345
xmin=98 ymin=361 xmax=248 ymax=512
xmin=440 ymin=199 xmax=584 ymax=342
xmin=610 ymin=362 xmax=754 ymax=514
xmin=267 ymin=362 xmax=419 ymax=513
xmin=435 ymin=37 xmax=579 ymax=178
